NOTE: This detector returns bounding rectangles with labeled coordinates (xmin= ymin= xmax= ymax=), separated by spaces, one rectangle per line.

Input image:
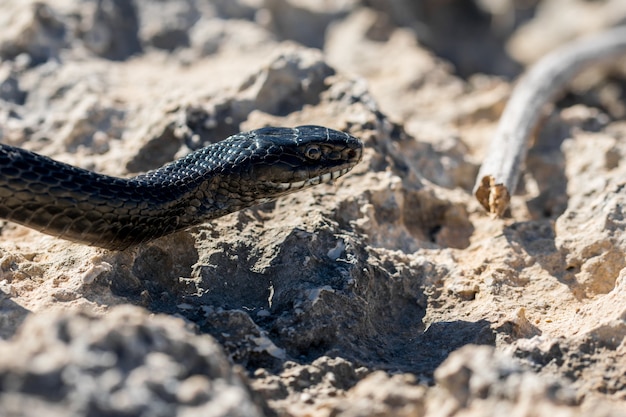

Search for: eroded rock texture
xmin=0 ymin=0 xmax=625 ymax=416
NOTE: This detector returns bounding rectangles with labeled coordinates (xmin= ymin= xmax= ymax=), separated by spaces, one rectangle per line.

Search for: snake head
xmin=173 ymin=125 xmax=363 ymax=221
xmin=245 ymin=125 xmax=363 ymax=197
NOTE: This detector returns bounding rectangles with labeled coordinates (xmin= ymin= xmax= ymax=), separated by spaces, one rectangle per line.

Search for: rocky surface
xmin=0 ymin=0 xmax=625 ymax=416
xmin=0 ymin=306 xmax=268 ymax=417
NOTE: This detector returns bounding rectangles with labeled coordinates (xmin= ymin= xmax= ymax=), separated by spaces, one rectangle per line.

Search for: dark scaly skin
xmin=0 ymin=125 xmax=362 ymax=250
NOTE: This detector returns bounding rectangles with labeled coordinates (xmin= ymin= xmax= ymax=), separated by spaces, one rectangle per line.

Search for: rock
xmin=0 ymin=306 xmax=268 ymax=417
xmin=0 ymin=0 xmax=626 ymax=416
xmin=324 ymin=371 xmax=426 ymax=417
xmin=135 ymin=0 xmax=199 ymax=51
xmin=0 ymin=1 xmax=67 ymax=64
xmin=0 ymin=66 xmax=26 ymax=105
xmin=432 ymin=345 xmax=580 ymax=416
xmin=79 ymin=0 xmax=142 ymax=59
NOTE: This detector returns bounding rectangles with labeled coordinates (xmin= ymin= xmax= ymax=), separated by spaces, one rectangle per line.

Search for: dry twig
xmin=474 ymin=26 xmax=626 ymax=216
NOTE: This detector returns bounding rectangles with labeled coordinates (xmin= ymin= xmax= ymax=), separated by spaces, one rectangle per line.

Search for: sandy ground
xmin=0 ymin=0 xmax=625 ymax=416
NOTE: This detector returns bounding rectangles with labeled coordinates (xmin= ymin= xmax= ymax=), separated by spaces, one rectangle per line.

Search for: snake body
xmin=0 ymin=125 xmax=362 ymax=250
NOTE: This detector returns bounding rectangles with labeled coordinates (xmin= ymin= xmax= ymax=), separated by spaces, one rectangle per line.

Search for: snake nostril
xmin=347 ymin=149 xmax=357 ymax=159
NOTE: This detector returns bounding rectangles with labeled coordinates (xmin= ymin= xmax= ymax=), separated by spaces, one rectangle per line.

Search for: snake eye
xmin=305 ymin=145 xmax=322 ymax=161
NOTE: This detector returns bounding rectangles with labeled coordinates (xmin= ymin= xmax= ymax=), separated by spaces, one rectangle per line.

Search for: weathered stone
xmin=0 ymin=1 xmax=625 ymax=416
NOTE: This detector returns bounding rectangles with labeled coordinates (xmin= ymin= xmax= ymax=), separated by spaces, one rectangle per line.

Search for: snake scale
xmin=0 ymin=125 xmax=362 ymax=250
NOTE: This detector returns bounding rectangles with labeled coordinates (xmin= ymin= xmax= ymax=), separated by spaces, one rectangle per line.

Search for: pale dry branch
xmin=474 ymin=26 xmax=626 ymax=216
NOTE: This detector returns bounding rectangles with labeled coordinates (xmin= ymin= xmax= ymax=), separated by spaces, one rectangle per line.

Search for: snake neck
xmin=0 ymin=144 xmax=272 ymax=250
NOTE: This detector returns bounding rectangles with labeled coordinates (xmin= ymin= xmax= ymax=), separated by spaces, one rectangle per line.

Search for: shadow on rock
xmin=97 ymin=231 xmax=200 ymax=311
xmin=155 ymin=222 xmax=492 ymax=374
xmin=412 ymin=319 xmax=495 ymax=375
xmin=0 ymin=290 xmax=30 ymax=340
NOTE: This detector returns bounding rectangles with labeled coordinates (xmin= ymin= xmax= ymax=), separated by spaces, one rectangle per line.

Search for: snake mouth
xmin=267 ymin=165 xmax=354 ymax=192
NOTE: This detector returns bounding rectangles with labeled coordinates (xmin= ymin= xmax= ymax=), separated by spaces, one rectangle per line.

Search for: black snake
xmin=0 ymin=125 xmax=362 ymax=250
